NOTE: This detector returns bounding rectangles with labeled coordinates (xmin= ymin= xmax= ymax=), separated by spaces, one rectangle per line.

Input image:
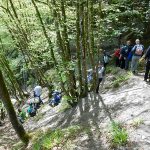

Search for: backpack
xmin=28 ymin=105 xmax=36 ymax=117
xmin=87 ymin=73 xmax=93 ymax=83
xmin=135 ymin=45 xmax=143 ymax=55
xmin=103 ymin=55 xmax=109 ymax=63
xmin=127 ymin=52 xmax=133 ymax=61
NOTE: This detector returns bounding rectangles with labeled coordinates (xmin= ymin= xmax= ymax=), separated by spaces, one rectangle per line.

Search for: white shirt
xmin=98 ymin=67 xmax=105 ymax=78
xmin=34 ymin=86 xmax=42 ymax=96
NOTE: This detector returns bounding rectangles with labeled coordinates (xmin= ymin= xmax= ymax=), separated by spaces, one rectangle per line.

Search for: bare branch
xmin=34 ymin=0 xmax=48 ymax=5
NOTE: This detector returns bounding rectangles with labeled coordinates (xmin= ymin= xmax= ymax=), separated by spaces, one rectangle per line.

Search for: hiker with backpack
xmin=49 ymin=90 xmax=62 ymax=107
xmin=33 ymin=85 xmax=43 ymax=105
xmin=17 ymin=108 xmax=26 ymax=124
xmin=96 ymin=62 xmax=105 ymax=93
xmin=131 ymin=39 xmax=144 ymax=74
xmin=27 ymin=103 xmax=37 ymax=117
xmin=102 ymin=50 xmax=111 ymax=68
xmin=120 ymin=40 xmax=133 ymax=70
xmin=144 ymin=46 xmax=150 ymax=82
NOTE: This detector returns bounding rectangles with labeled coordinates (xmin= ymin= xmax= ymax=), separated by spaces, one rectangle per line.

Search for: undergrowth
xmin=58 ymin=95 xmax=72 ymax=112
xmin=32 ymin=125 xmax=82 ymax=150
xmin=112 ymin=74 xmax=131 ymax=88
xmin=109 ymin=122 xmax=128 ymax=148
xmin=106 ymin=66 xmax=131 ymax=88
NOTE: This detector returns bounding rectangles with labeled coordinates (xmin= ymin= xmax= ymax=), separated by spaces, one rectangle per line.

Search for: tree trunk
xmin=31 ymin=0 xmax=70 ymax=97
xmin=88 ymin=0 xmax=96 ymax=90
xmin=80 ymin=1 xmax=88 ymax=96
xmin=0 ymin=70 xmax=29 ymax=144
xmin=76 ymin=0 xmax=83 ymax=95
xmin=60 ymin=0 xmax=77 ymax=98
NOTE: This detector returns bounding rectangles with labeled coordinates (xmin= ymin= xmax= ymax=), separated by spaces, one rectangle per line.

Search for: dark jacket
xmin=145 ymin=46 xmax=150 ymax=61
xmin=121 ymin=45 xmax=133 ymax=58
xmin=103 ymin=52 xmax=111 ymax=64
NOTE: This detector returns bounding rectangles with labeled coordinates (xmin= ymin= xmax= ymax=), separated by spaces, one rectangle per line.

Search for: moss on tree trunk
xmin=0 ymin=70 xmax=29 ymax=144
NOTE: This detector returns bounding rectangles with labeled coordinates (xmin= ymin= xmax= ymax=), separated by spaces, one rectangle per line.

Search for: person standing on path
xmin=96 ymin=63 xmax=105 ymax=93
xmin=131 ymin=39 xmax=144 ymax=74
xmin=102 ymin=50 xmax=111 ymax=68
xmin=33 ymin=85 xmax=43 ymax=105
xmin=120 ymin=40 xmax=133 ymax=70
xmin=144 ymin=46 xmax=150 ymax=82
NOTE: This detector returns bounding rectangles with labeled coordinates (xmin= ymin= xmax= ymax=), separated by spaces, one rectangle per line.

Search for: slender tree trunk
xmin=76 ymin=0 xmax=83 ymax=95
xmin=80 ymin=1 xmax=88 ymax=96
xmin=88 ymin=0 xmax=96 ymax=90
xmin=0 ymin=39 xmax=25 ymax=100
xmin=31 ymin=0 xmax=70 ymax=97
xmin=60 ymin=0 xmax=77 ymax=98
xmin=0 ymin=70 xmax=29 ymax=144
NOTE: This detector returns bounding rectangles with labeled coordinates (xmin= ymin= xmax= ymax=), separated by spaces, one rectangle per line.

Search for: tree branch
xmin=34 ymin=0 xmax=48 ymax=5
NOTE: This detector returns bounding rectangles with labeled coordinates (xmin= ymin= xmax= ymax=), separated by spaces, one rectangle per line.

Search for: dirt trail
xmin=0 ymin=119 xmax=17 ymax=150
xmin=1 ymin=73 xmax=150 ymax=149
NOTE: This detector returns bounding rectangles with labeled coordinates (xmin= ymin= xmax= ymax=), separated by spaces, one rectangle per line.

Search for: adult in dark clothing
xmin=119 ymin=55 xmax=125 ymax=69
xmin=144 ymin=46 xmax=150 ymax=81
xmin=49 ymin=91 xmax=62 ymax=107
xmin=120 ymin=41 xmax=133 ymax=70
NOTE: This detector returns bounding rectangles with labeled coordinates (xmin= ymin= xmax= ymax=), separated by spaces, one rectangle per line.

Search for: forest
xmin=0 ymin=0 xmax=150 ymax=149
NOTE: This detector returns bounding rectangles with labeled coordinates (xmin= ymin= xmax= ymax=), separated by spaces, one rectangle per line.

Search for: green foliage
xmin=106 ymin=66 xmax=119 ymax=75
xmin=12 ymin=141 xmax=25 ymax=150
xmin=110 ymin=122 xmax=128 ymax=147
xmin=138 ymin=59 xmax=145 ymax=72
xmin=32 ymin=129 xmax=63 ymax=150
xmin=112 ymin=75 xmax=130 ymax=88
xmin=58 ymin=96 xmax=72 ymax=112
xmin=106 ymin=66 xmax=131 ymax=89
xmin=0 ymin=0 xmax=149 ymax=102
xmin=32 ymin=125 xmax=82 ymax=150
xmin=113 ymin=82 xmax=120 ymax=88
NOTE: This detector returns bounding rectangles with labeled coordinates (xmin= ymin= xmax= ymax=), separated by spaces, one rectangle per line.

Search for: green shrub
xmin=12 ymin=142 xmax=25 ymax=150
xmin=110 ymin=122 xmax=128 ymax=147
xmin=59 ymin=96 xmax=72 ymax=112
xmin=32 ymin=125 xmax=82 ymax=150
xmin=112 ymin=74 xmax=130 ymax=88
xmin=113 ymin=82 xmax=120 ymax=88
xmin=33 ymin=129 xmax=64 ymax=150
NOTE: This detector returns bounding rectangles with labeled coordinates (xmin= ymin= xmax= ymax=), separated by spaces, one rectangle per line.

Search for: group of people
xmin=114 ymin=39 xmax=150 ymax=81
xmin=114 ymin=39 xmax=145 ymax=74
xmin=17 ymin=38 xmax=150 ymax=123
xmin=17 ymin=85 xmax=43 ymax=123
xmin=114 ymin=39 xmax=144 ymax=73
xmin=88 ymin=38 xmax=150 ymax=94
xmin=17 ymin=85 xmax=62 ymax=124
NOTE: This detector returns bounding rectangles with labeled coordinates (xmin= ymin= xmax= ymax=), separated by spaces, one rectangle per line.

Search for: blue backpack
xmin=128 ymin=52 xmax=133 ymax=61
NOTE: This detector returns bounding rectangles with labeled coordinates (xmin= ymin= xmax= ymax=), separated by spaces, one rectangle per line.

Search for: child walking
xmin=96 ymin=63 xmax=105 ymax=93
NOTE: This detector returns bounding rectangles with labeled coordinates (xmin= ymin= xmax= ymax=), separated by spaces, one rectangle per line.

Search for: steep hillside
xmin=1 ymin=69 xmax=150 ymax=150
